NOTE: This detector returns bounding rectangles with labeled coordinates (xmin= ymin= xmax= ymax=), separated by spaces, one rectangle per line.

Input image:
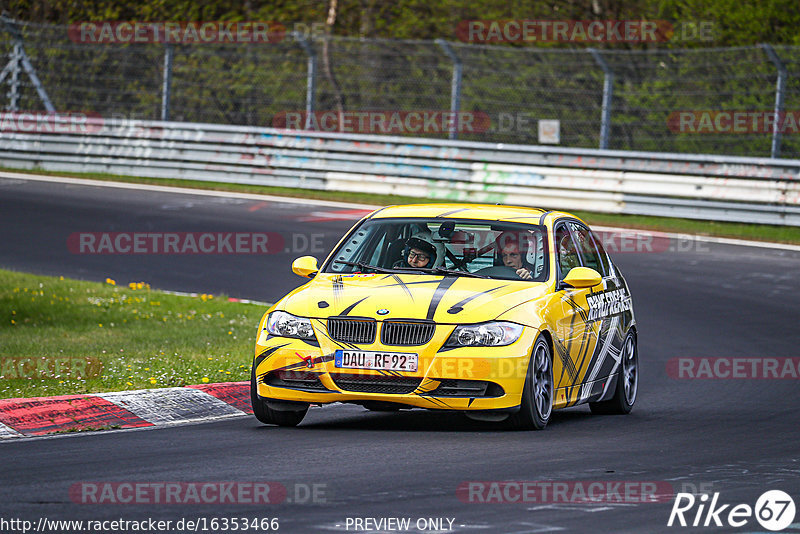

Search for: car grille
xmin=264 ymin=370 xmax=329 ymax=392
xmin=328 ymin=318 xmax=376 ymax=344
xmin=329 ymin=373 xmax=422 ymax=394
xmin=429 ymin=379 xmax=505 ymax=398
xmin=380 ymin=321 xmax=436 ymax=346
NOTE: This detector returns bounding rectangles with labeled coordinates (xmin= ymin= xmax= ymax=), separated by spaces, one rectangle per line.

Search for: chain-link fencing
xmin=2 ymin=18 xmax=800 ymax=159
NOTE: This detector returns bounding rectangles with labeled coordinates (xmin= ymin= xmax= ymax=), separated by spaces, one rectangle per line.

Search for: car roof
xmin=368 ymin=203 xmax=583 ymax=225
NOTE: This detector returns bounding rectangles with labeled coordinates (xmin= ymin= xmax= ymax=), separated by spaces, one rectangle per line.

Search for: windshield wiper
xmin=420 ymin=266 xmax=489 ymax=279
xmin=332 ymin=260 xmax=397 ymax=274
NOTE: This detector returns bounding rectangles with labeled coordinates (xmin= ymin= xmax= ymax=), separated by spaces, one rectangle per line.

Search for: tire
xmin=250 ymin=366 xmax=308 ymax=427
xmin=590 ymin=330 xmax=638 ymax=415
xmin=507 ymin=335 xmax=554 ymax=430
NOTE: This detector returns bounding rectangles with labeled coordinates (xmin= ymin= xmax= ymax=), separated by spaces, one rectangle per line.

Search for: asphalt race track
xmin=1 ymin=175 xmax=800 ymax=533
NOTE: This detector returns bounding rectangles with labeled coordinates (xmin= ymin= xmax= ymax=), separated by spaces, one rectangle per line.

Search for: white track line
xmin=4 ymin=170 xmax=799 ymax=252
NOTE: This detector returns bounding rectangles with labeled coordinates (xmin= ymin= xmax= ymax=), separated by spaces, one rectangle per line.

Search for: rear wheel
xmin=507 ymin=335 xmax=553 ymax=430
xmin=590 ymin=330 xmax=638 ymax=415
xmin=250 ymin=366 xmax=308 ymax=427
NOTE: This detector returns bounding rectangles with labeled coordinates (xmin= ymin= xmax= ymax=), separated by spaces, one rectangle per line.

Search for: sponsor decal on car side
xmin=586 ymin=287 xmax=632 ymax=322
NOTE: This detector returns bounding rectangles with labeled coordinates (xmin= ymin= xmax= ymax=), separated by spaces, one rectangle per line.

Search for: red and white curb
xmin=0 ymin=382 xmax=251 ymax=439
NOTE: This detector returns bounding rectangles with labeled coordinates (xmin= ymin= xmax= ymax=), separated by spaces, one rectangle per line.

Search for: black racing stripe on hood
xmin=390 ymin=274 xmax=413 ymax=300
xmin=340 ymin=297 xmax=369 ymax=316
xmin=447 ymin=285 xmax=508 ymax=314
xmin=426 ymin=276 xmax=459 ymax=321
xmin=379 ymin=279 xmax=443 ymax=287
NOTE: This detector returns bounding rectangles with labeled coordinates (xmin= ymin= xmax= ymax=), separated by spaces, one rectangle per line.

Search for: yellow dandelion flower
xmin=126 ymin=382 xmax=133 ymax=386
xmin=201 ymin=377 xmax=209 ymax=383
xmin=149 ymin=378 xmax=156 ymax=384
xmin=106 ymin=278 xmax=116 ymax=285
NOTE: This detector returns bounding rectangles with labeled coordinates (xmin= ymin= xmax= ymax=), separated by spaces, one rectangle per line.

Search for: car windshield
xmin=322 ymin=217 xmax=549 ymax=282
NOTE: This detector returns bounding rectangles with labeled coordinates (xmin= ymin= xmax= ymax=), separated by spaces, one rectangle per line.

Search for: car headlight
xmin=445 ymin=321 xmax=524 ymax=347
xmin=266 ymin=311 xmax=316 ymax=341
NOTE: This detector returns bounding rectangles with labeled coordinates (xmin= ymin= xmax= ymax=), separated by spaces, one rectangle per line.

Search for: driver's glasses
xmin=408 ymin=251 xmax=429 ymax=262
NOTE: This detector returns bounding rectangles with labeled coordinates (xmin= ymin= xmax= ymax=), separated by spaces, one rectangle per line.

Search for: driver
xmin=395 ymin=231 xmax=444 ymax=269
xmin=496 ymin=231 xmax=535 ymax=280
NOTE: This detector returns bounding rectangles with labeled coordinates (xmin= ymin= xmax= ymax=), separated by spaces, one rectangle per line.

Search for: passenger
xmin=496 ymin=231 xmax=534 ymax=280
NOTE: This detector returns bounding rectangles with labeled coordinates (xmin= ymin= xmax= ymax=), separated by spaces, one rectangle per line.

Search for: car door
xmin=572 ymin=222 xmax=631 ymax=395
xmin=551 ymin=219 xmax=626 ymax=405
xmin=550 ymin=222 xmax=594 ymax=405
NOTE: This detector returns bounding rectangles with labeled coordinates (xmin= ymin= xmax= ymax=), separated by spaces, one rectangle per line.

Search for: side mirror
xmin=560 ymin=267 xmax=602 ymax=289
xmin=292 ymin=256 xmax=319 ymax=278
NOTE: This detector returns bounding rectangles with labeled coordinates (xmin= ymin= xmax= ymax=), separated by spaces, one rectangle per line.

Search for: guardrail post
xmin=435 ymin=39 xmax=463 ymax=140
xmin=589 ymin=48 xmax=613 ymax=150
xmin=0 ymin=15 xmax=54 ymax=112
xmin=759 ymin=44 xmax=787 ymax=159
xmin=293 ymin=32 xmax=317 ymax=129
xmin=6 ymin=43 xmax=20 ymax=111
xmin=161 ymin=43 xmax=174 ymax=121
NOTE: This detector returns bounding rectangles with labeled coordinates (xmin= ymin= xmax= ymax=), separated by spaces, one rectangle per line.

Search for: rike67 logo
xmin=668 ymin=490 xmax=796 ymax=531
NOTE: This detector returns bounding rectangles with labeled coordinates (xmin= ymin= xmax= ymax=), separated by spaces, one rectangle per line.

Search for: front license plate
xmin=334 ymin=350 xmax=418 ymax=372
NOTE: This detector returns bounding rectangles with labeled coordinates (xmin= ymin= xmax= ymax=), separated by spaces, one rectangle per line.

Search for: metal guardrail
xmin=1 ymin=118 xmax=799 ymax=226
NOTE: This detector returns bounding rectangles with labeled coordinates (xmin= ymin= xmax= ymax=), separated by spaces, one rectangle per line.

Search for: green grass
xmin=0 ymin=269 xmax=270 ymax=400
xmin=6 ymin=166 xmax=800 ymax=245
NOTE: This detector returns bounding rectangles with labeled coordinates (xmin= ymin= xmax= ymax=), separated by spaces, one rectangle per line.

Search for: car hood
xmin=278 ymin=272 xmax=548 ymax=323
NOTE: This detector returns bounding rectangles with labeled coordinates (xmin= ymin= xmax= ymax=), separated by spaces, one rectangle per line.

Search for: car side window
xmin=555 ymin=223 xmax=580 ymax=279
xmin=568 ymin=222 xmax=605 ymax=275
xmin=588 ymin=229 xmax=611 ymax=276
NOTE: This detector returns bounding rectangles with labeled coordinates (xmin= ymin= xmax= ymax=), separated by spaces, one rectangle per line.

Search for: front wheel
xmin=250 ymin=366 xmax=308 ymax=427
xmin=507 ymin=335 xmax=553 ymax=430
xmin=590 ymin=330 xmax=638 ymax=415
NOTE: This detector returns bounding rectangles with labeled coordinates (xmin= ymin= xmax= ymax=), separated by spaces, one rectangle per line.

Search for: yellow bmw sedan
xmin=251 ymin=203 xmax=638 ymax=430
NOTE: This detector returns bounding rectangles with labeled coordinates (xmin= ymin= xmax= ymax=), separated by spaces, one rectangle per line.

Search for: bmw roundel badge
xmin=377 ymin=309 xmax=390 ymax=315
